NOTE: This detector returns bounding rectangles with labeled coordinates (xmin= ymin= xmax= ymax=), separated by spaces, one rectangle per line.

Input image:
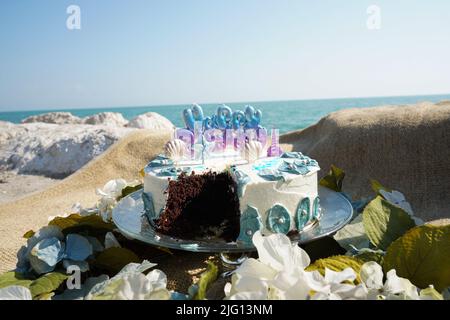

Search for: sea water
xmin=1 ymin=94 xmax=449 ymax=133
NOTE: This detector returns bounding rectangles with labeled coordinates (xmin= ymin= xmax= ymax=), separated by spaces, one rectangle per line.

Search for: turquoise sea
xmin=1 ymin=94 xmax=449 ymax=133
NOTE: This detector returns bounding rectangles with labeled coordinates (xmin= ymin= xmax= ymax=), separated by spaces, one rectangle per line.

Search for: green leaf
xmin=319 ymin=165 xmax=345 ymax=192
xmin=383 ymin=225 xmax=450 ymax=292
xmin=23 ymin=230 xmax=35 ymax=239
xmin=0 ymin=272 xmax=33 ymax=289
xmin=92 ymin=247 xmax=140 ymax=274
xmin=34 ymin=292 xmax=55 ymax=300
xmin=48 ymin=214 xmax=114 ymax=232
xmin=370 ymin=179 xmax=392 ymax=194
xmin=354 ymin=249 xmax=385 ymax=265
xmin=362 ymin=196 xmax=415 ymax=250
xmin=419 ymin=286 xmax=444 ymax=300
xmin=333 ymin=214 xmax=371 ymax=252
xmin=29 ymin=272 xmax=69 ymax=298
xmin=306 ymin=255 xmax=364 ymax=284
xmin=193 ymin=261 xmax=219 ymax=300
xmin=120 ymin=184 xmax=143 ymax=200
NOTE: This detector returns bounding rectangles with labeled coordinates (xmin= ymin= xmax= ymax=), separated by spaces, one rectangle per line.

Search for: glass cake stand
xmin=112 ymin=187 xmax=353 ymax=273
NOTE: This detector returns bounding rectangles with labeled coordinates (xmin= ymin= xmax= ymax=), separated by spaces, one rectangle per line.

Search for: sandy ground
xmin=0 ymin=171 xmax=59 ymax=204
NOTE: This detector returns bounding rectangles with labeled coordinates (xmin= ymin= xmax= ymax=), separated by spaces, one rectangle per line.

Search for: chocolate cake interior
xmin=155 ymin=171 xmax=240 ymax=241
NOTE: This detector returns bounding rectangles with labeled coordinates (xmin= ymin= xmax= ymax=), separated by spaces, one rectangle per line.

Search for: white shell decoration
xmin=164 ymin=139 xmax=188 ymax=161
xmin=242 ymin=140 xmax=265 ymax=163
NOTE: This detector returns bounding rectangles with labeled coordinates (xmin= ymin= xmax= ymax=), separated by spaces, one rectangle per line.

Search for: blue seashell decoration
xmin=142 ymin=192 xmax=158 ymax=220
xmin=312 ymin=196 xmax=321 ymax=220
xmin=237 ymin=206 xmax=263 ymax=244
xmin=295 ymin=197 xmax=311 ymax=230
xmin=266 ymin=204 xmax=291 ymax=234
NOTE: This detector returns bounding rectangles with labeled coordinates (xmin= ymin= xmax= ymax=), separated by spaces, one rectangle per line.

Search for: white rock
xmin=127 ymin=112 xmax=174 ymax=131
xmin=83 ymin=112 xmax=128 ymax=127
xmin=0 ymin=123 xmax=136 ymax=178
xmin=21 ymin=112 xmax=82 ymax=125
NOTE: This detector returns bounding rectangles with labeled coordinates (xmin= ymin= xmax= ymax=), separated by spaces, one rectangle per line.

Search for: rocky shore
xmin=0 ymin=111 xmax=174 ymax=203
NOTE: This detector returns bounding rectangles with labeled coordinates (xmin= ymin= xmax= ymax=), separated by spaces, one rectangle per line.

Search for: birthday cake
xmin=142 ymin=104 xmax=321 ymax=244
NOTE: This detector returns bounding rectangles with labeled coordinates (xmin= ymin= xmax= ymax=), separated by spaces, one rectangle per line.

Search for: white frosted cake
xmin=142 ymin=104 xmax=321 ymax=244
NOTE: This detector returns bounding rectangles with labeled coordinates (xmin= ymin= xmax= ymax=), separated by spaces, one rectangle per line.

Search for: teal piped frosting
xmin=280 ymin=152 xmax=304 ymax=159
xmin=156 ymin=166 xmax=178 ymax=177
xmin=257 ymin=168 xmax=286 ymax=182
xmin=237 ymin=206 xmax=263 ymax=244
xmin=312 ymin=196 xmax=321 ymax=220
xmin=233 ymin=169 xmax=251 ymax=198
xmin=279 ymin=160 xmax=310 ymax=175
xmin=148 ymin=155 xmax=174 ymax=168
xmin=266 ymin=204 xmax=291 ymax=234
xmin=295 ymin=197 xmax=311 ymax=230
xmin=142 ymin=192 xmax=157 ymax=220
xmin=280 ymin=152 xmax=320 ymax=170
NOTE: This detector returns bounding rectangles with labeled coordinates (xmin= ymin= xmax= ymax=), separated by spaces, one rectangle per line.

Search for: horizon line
xmin=1 ymin=92 xmax=450 ymax=114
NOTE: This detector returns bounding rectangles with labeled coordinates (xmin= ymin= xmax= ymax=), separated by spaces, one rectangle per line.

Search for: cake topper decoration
xmin=173 ymin=104 xmax=281 ymax=163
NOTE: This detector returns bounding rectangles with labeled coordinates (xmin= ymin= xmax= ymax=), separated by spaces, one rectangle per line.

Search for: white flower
xmin=360 ymin=261 xmax=425 ymax=300
xmin=310 ymin=268 xmax=368 ymax=300
xmin=97 ymin=195 xmax=117 ymax=222
xmin=86 ymin=260 xmax=170 ymax=300
xmin=96 ymin=179 xmax=128 ymax=198
xmin=0 ymin=286 xmax=32 ymax=300
xmin=225 ymin=231 xmax=318 ymax=300
xmin=252 ymin=230 xmax=310 ymax=273
xmin=225 ymin=233 xmax=443 ymax=301
xmin=379 ymin=189 xmax=423 ymax=224
xmin=71 ymin=203 xmax=98 ymax=217
xmin=95 ymin=179 xmax=129 ymax=222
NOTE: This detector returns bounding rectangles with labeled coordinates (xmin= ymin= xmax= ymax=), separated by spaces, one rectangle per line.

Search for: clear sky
xmin=1 ymin=0 xmax=450 ymax=111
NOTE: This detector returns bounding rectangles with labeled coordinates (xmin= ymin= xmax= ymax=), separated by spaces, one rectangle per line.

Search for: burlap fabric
xmin=1 ymin=101 xmax=449 ymax=294
xmin=281 ymin=100 xmax=450 ymax=221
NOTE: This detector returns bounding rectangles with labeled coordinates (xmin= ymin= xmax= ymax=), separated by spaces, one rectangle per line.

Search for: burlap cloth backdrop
xmin=0 ymin=101 xmax=449 ymax=294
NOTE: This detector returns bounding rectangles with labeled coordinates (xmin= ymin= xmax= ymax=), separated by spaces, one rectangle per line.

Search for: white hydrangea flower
xmin=86 ymin=260 xmax=170 ymax=300
xmin=309 ymin=268 xmax=368 ymax=300
xmin=95 ymin=179 xmax=129 ymax=222
xmin=379 ymin=189 xmax=423 ymax=225
xmin=97 ymin=195 xmax=118 ymax=222
xmin=0 ymin=286 xmax=32 ymax=300
xmin=224 ymin=232 xmax=446 ymax=301
xmin=96 ymin=179 xmax=128 ymax=198
xmin=71 ymin=202 xmax=98 ymax=217
xmin=225 ymin=232 xmax=325 ymax=300
xmin=359 ymin=261 xmax=441 ymax=300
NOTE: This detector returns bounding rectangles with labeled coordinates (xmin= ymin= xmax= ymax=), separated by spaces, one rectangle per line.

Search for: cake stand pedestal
xmin=218 ymin=252 xmax=252 ymax=277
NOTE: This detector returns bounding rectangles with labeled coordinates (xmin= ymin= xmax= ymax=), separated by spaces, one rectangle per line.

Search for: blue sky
xmin=1 ymin=0 xmax=450 ymax=111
